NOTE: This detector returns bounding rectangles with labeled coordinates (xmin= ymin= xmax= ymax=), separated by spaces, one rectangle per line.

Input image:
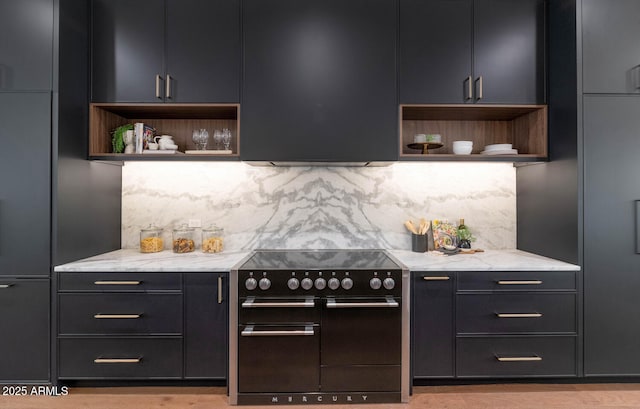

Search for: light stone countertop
xmin=54 ymin=248 xmax=580 ymax=272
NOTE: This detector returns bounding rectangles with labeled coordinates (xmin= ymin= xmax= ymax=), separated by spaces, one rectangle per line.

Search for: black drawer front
xmin=59 ymin=294 xmax=182 ymax=335
xmin=239 ymin=297 xmax=320 ymax=324
xmin=457 ymin=271 xmax=576 ymax=291
xmin=58 ymin=337 xmax=182 ymax=379
xmin=457 ymin=293 xmax=576 ymax=334
xmin=58 ymin=272 xmax=182 ymax=291
xmin=457 ymin=336 xmax=577 ymax=377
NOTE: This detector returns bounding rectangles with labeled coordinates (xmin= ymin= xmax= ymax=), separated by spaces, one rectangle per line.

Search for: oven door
xmin=321 ymin=296 xmax=401 ymax=392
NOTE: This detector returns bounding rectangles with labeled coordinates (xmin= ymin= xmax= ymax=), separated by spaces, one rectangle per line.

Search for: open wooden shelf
xmin=89 ymin=103 xmax=240 ymax=160
xmin=400 ymin=104 xmax=548 ymax=161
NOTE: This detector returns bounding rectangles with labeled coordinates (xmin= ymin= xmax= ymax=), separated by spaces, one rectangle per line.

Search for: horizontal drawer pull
xmin=94 ymin=281 xmax=142 ymax=286
xmin=326 ymin=297 xmax=398 ymax=309
xmin=93 ymin=314 xmax=142 ymax=319
xmin=94 ymin=358 xmax=141 ymax=364
xmin=242 ymin=297 xmax=315 ymax=308
xmin=496 ymin=355 xmax=542 ymax=362
xmin=497 ymin=280 xmax=543 ymax=285
xmin=496 ymin=313 xmax=543 ymax=318
xmin=422 ymin=276 xmax=450 ymax=281
xmin=0 ymin=284 xmax=14 ymax=289
xmin=241 ymin=325 xmax=314 ymax=337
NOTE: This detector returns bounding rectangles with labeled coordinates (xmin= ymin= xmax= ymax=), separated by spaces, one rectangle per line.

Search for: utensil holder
xmin=411 ymin=234 xmax=427 ymax=252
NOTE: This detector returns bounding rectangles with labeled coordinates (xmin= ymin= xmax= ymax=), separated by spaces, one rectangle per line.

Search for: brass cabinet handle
xmin=465 ymin=75 xmax=473 ymax=100
xmin=475 ymin=76 xmax=483 ymax=100
xmin=496 ymin=313 xmax=542 ymax=318
xmin=94 ymin=358 xmax=141 ymax=364
xmin=422 ymin=276 xmax=451 ymax=281
xmin=155 ymin=74 xmax=163 ymax=99
xmin=165 ymin=74 xmax=172 ymax=99
xmin=496 ymin=355 xmax=542 ymax=362
xmin=497 ymin=280 xmax=542 ymax=285
xmin=94 ymin=281 xmax=141 ymax=285
xmin=0 ymin=284 xmax=14 ymax=289
xmin=218 ymin=276 xmax=223 ymax=304
xmin=93 ymin=314 xmax=142 ymax=319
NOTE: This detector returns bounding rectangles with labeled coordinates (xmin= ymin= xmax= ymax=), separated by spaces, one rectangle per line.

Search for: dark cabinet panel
xmin=165 ymin=0 xmax=240 ymax=103
xmin=582 ymin=0 xmax=640 ymax=94
xmin=583 ymin=95 xmax=640 ymax=375
xmin=0 ymin=0 xmax=53 ymax=91
xmin=91 ymin=0 xmax=164 ymax=102
xmin=399 ymin=0 xmax=472 ymax=104
xmin=0 ymin=93 xmax=50 ymax=277
xmin=0 ymin=279 xmax=49 ymax=382
xmin=241 ymin=0 xmax=397 ymax=162
xmin=412 ymin=273 xmax=454 ymax=378
xmin=473 ymin=0 xmax=545 ymax=104
xmin=184 ymin=273 xmax=228 ymax=379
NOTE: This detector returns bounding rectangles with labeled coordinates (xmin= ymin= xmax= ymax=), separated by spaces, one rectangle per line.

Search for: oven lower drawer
xmin=321 ymin=365 xmax=401 ymax=392
xmin=238 ymin=324 xmax=320 ymax=393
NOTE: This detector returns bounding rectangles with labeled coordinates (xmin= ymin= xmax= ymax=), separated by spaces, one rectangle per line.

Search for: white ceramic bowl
xmin=453 ymin=140 xmax=473 ymax=146
xmin=453 ymin=145 xmax=473 ymax=155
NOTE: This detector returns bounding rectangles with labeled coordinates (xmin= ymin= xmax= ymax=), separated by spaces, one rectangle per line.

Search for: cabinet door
xmin=242 ymin=0 xmax=397 ymax=162
xmin=399 ymin=0 xmax=472 ymax=103
xmin=583 ymin=95 xmax=640 ymax=375
xmin=412 ymin=273 xmax=454 ymax=378
xmin=165 ymin=0 xmax=240 ymax=103
xmin=583 ymin=0 xmax=640 ymax=94
xmin=91 ymin=0 xmax=164 ymax=102
xmin=0 ymin=93 xmax=50 ymax=277
xmin=185 ymin=273 xmax=228 ymax=379
xmin=0 ymin=279 xmax=49 ymax=381
xmin=474 ymin=0 xmax=545 ymax=104
xmin=0 ymin=0 xmax=53 ymax=91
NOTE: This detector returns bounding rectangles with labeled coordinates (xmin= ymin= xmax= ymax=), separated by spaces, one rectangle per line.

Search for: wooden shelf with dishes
xmin=89 ymin=103 xmax=240 ymax=161
xmin=399 ymin=104 xmax=548 ymax=162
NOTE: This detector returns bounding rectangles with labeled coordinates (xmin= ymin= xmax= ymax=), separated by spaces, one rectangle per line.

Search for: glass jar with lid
xmin=139 ymin=225 xmax=164 ymax=253
xmin=202 ymin=225 xmax=224 ymax=253
xmin=172 ymin=224 xmax=195 ymax=253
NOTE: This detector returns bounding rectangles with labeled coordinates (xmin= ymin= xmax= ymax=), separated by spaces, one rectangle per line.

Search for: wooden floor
xmin=3 ymin=384 xmax=640 ymax=409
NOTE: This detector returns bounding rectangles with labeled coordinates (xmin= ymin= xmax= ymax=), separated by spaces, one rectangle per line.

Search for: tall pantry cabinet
xmin=0 ymin=0 xmax=121 ymax=383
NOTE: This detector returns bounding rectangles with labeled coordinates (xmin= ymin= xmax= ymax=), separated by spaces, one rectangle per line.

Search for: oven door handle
xmin=326 ymin=297 xmax=399 ymax=308
xmin=241 ymin=297 xmax=315 ymax=308
xmin=241 ymin=325 xmax=315 ymax=337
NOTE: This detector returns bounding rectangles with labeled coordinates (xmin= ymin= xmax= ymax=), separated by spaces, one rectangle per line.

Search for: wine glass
xmin=222 ymin=128 xmax=232 ymax=151
xmin=192 ymin=129 xmax=209 ymax=150
xmin=213 ymin=129 xmax=223 ymax=150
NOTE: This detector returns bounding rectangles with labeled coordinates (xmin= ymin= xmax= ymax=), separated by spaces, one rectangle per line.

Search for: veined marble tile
xmin=122 ymin=162 xmax=516 ymax=252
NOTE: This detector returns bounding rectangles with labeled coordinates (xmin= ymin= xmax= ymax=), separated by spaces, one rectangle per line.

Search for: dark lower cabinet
xmin=0 ymin=279 xmax=49 ymax=382
xmin=185 ymin=273 xmax=228 ymax=379
xmin=412 ymin=273 xmax=454 ymax=378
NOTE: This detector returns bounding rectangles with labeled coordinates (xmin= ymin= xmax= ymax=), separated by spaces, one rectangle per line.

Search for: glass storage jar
xmin=202 ymin=225 xmax=224 ymax=253
xmin=172 ymin=224 xmax=196 ymax=253
xmin=139 ymin=225 xmax=164 ymax=253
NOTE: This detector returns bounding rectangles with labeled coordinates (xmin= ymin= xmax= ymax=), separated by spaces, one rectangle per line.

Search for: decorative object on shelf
xmin=111 ymin=123 xmax=134 ymax=154
xmin=407 ymin=142 xmax=444 ymax=154
xmin=192 ymin=129 xmax=209 ymax=150
xmin=222 ymin=128 xmax=232 ymax=151
xmin=213 ymin=129 xmax=223 ymax=150
xmin=452 ymin=140 xmax=473 ymax=155
xmin=134 ymin=122 xmax=156 ymax=153
xmin=124 ymin=129 xmax=135 ymax=154
xmin=481 ymin=143 xmax=517 ymax=155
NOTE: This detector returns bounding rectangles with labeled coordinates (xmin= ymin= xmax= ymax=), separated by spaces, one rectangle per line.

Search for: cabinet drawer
xmin=59 ymin=294 xmax=182 ymax=335
xmin=457 ymin=336 xmax=577 ymax=377
xmin=457 ymin=271 xmax=576 ymax=291
xmin=58 ymin=272 xmax=181 ymax=291
xmin=58 ymin=337 xmax=182 ymax=379
xmin=457 ymin=293 xmax=576 ymax=334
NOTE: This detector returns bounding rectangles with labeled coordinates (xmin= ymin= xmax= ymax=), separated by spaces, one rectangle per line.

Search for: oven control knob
xmin=287 ymin=277 xmax=300 ymax=290
xmin=328 ymin=278 xmax=340 ymax=290
xmin=315 ymin=278 xmax=327 ymax=290
xmin=245 ymin=277 xmax=258 ymax=291
xmin=301 ymin=278 xmax=314 ymax=290
xmin=383 ymin=277 xmax=396 ymax=290
xmin=259 ymin=277 xmax=271 ymax=290
xmin=341 ymin=277 xmax=353 ymax=290
xmin=370 ymin=277 xmax=382 ymax=290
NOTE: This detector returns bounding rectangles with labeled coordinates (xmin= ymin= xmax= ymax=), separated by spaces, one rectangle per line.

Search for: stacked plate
xmin=481 ymin=143 xmax=518 ymax=155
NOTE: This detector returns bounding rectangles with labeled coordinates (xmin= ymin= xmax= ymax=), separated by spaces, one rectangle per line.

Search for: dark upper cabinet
xmin=0 ymin=0 xmax=53 ymax=91
xmin=92 ymin=0 xmax=239 ymax=103
xmin=583 ymin=95 xmax=640 ymax=375
xmin=241 ymin=0 xmax=398 ymax=162
xmin=0 ymin=93 xmax=51 ymax=277
xmin=582 ymin=0 xmax=640 ymax=94
xmin=399 ymin=0 xmax=545 ymax=104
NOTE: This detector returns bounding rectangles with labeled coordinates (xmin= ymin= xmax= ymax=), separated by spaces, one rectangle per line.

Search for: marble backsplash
xmin=122 ymin=162 xmax=516 ymax=252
